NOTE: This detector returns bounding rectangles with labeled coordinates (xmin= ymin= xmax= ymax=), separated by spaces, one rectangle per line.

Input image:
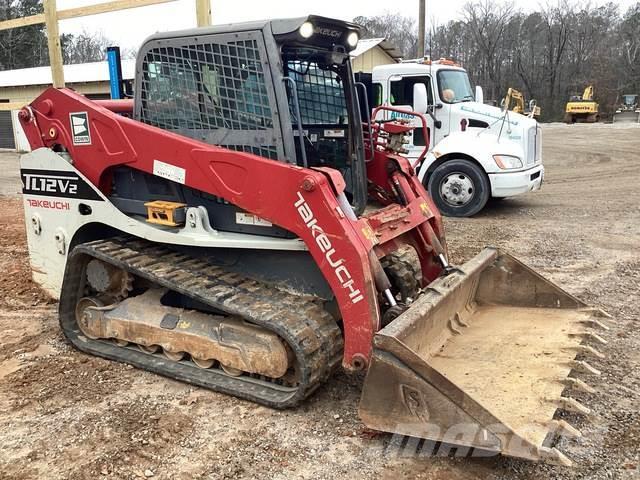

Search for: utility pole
xmin=417 ymin=0 xmax=425 ymax=58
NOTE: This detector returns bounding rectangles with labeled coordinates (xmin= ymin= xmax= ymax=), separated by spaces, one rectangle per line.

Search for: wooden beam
xmin=195 ymin=0 xmax=211 ymax=27
xmin=0 ymin=0 xmax=177 ymax=32
xmin=44 ymin=0 xmax=65 ymax=88
xmin=0 ymin=13 xmax=44 ymax=31
xmin=0 ymin=102 xmax=30 ymax=111
xmin=59 ymin=0 xmax=177 ymax=22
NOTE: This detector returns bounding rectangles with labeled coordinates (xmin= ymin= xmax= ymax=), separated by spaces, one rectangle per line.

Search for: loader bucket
xmin=613 ymin=111 xmax=640 ymax=123
xmin=359 ymin=247 xmax=608 ymax=466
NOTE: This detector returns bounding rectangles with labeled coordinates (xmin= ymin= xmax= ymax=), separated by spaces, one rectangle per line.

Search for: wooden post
xmin=43 ymin=0 xmax=65 ymax=87
xmin=195 ymin=0 xmax=211 ymax=27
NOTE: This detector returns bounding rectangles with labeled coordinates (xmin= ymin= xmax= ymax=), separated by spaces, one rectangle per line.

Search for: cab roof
xmin=372 ymin=62 xmax=466 ymax=79
xmin=141 ymin=15 xmax=360 ymax=43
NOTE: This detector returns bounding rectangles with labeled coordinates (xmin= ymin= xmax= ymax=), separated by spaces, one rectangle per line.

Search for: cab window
xmin=389 ymin=76 xmax=433 ymax=106
xmin=373 ymin=82 xmax=383 ymax=107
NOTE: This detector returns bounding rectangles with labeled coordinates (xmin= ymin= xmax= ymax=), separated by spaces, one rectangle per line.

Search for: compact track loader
xmin=613 ymin=94 xmax=640 ymax=123
xmin=18 ymin=16 xmax=608 ymax=466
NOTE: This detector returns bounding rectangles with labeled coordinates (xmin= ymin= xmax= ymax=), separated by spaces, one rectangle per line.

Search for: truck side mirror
xmin=413 ymin=83 xmax=429 ymax=114
xmin=475 ymin=86 xmax=484 ymax=104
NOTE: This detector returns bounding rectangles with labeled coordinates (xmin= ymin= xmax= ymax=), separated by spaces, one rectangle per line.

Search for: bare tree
xmin=0 ymin=0 xmax=48 ymax=70
xmin=61 ymin=31 xmax=111 ymax=64
xmin=353 ymin=13 xmax=419 ymax=58
xmin=386 ymin=0 xmax=634 ymax=120
xmin=461 ymin=0 xmax=514 ymax=101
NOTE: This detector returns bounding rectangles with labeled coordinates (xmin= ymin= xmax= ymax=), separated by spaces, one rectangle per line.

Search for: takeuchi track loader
xmin=18 ymin=16 xmax=609 ymax=466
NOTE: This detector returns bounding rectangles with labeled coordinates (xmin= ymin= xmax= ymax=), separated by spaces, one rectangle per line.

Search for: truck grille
xmin=526 ymin=126 xmax=541 ymax=166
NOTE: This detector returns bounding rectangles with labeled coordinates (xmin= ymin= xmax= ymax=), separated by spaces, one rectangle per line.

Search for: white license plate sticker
xmin=235 ymin=212 xmax=273 ymax=227
xmin=324 ymin=129 xmax=345 ymax=138
xmin=153 ymin=160 xmax=186 ymax=184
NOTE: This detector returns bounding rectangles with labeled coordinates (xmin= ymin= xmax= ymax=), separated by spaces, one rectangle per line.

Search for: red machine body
xmin=19 ymin=88 xmax=445 ymax=371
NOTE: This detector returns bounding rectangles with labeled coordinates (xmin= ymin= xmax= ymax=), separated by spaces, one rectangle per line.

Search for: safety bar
xmin=283 ymin=77 xmax=308 ymax=168
xmin=371 ymin=105 xmax=430 ymax=169
xmin=355 ymin=82 xmax=374 ymax=161
xmin=94 ymin=99 xmax=134 ymax=115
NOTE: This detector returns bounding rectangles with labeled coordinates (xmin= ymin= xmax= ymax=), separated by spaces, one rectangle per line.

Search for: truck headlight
xmin=493 ymin=154 xmax=523 ymax=170
xmin=299 ymin=22 xmax=314 ymax=39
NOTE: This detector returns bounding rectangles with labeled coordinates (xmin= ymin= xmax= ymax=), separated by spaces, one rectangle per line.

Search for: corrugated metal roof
xmin=350 ymin=38 xmax=402 ymax=61
xmin=0 ymin=59 xmax=136 ymax=88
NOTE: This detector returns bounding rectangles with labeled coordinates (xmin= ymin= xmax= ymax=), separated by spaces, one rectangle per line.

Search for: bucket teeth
xmin=447 ymin=318 xmax=462 ymax=335
xmin=586 ymin=332 xmax=608 ymax=345
xmin=562 ymin=377 xmax=597 ymax=394
xmin=549 ymin=419 xmax=582 ymax=439
xmin=576 ymin=344 xmax=605 ymax=359
xmin=538 ymin=447 xmax=573 ymax=467
xmin=556 ymin=396 xmax=591 ymax=415
xmin=579 ymin=307 xmax=613 ymax=319
xmin=570 ymin=360 xmax=602 ymax=376
xmin=581 ymin=318 xmax=610 ymax=331
xmin=569 ymin=331 xmax=609 ymax=345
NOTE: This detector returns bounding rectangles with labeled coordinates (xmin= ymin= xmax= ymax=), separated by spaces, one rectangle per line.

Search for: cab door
xmin=384 ymin=75 xmax=435 ymax=162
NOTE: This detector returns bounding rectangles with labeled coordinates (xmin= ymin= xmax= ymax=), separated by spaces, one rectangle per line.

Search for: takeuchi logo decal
xmin=294 ymin=191 xmax=364 ymax=304
xmin=315 ymin=27 xmax=342 ymax=39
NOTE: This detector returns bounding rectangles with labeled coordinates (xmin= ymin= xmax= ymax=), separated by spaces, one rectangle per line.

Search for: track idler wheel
xmin=192 ymin=357 xmax=214 ymax=369
xmin=75 ymin=296 xmax=106 ymax=339
xmin=138 ymin=344 xmax=160 ymax=354
xmin=163 ymin=349 xmax=186 ymax=361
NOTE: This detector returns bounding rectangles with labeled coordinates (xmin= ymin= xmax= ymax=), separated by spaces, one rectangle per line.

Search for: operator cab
xmin=130 ymin=16 xmax=367 ymax=223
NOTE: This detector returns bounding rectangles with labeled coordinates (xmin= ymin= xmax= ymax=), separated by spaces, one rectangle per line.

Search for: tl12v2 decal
xmin=21 ymin=169 xmax=104 ymax=201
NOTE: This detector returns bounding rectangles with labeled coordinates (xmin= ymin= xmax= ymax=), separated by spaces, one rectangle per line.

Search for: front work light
xmin=347 ymin=31 xmax=359 ymax=47
xmin=299 ymin=22 xmax=314 ymax=39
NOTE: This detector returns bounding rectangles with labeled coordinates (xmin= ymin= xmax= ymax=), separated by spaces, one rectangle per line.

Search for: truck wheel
xmin=426 ymin=160 xmax=490 ymax=217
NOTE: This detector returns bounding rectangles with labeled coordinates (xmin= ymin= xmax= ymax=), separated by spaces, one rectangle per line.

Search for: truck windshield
xmin=437 ymin=69 xmax=474 ymax=104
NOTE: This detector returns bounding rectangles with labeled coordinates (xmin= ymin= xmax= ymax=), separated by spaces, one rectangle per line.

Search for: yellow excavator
xmin=502 ymin=87 xmax=541 ymax=118
xmin=565 ymin=85 xmax=599 ymax=123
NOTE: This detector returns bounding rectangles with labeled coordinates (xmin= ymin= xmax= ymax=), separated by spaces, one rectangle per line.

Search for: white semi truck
xmin=370 ymin=59 xmax=544 ymax=217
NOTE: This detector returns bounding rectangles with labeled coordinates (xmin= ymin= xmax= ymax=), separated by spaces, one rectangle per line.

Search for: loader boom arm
xmin=19 ymin=87 xmax=444 ymax=371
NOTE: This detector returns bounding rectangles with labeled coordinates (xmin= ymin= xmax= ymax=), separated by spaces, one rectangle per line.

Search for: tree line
xmin=356 ymin=1 xmax=640 ymax=121
xmin=0 ymin=0 xmax=130 ymax=71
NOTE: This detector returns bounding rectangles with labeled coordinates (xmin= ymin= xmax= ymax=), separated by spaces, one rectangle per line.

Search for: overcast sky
xmin=55 ymin=0 xmax=638 ymax=51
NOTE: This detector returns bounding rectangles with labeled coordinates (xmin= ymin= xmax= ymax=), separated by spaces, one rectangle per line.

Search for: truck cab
xmin=371 ymin=60 xmax=544 ymax=216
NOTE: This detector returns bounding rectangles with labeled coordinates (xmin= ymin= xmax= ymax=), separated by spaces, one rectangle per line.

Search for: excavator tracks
xmin=58 ymin=237 xmax=343 ymax=408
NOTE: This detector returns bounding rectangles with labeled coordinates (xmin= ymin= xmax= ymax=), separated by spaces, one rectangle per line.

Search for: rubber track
xmin=58 ymin=237 xmax=343 ymax=408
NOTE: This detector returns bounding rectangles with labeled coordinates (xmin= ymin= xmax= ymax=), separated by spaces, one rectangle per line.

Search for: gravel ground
xmin=0 ymin=123 xmax=638 ymax=479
